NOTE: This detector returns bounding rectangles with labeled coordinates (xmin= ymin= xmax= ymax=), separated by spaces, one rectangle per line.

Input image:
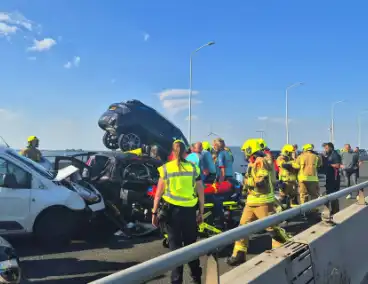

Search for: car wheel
xmin=103 ymin=132 xmax=119 ymax=150
xmin=118 ymin=133 xmax=141 ymax=151
xmin=34 ymin=207 xmax=76 ymax=247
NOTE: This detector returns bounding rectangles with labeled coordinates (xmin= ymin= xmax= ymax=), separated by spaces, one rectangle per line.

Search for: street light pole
xmin=285 ymin=82 xmax=304 ymax=144
xmin=330 ymin=100 xmax=345 ymax=144
xmin=188 ymin=41 xmax=215 ymax=144
xmin=256 ymin=130 xmax=265 ymax=139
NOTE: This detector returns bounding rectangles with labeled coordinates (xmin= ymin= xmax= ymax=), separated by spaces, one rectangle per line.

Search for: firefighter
xmin=293 ymin=144 xmax=322 ymax=206
xmin=227 ymin=139 xmax=290 ymax=266
xmin=19 ymin=136 xmax=42 ymax=162
xmin=276 ymin=144 xmax=299 ymax=208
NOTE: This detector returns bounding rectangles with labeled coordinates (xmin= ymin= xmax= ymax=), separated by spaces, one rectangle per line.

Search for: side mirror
xmin=2 ymin=174 xmax=19 ymax=188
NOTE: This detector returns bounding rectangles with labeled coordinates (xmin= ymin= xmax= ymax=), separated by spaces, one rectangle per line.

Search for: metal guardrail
xmin=89 ymin=181 xmax=368 ymax=284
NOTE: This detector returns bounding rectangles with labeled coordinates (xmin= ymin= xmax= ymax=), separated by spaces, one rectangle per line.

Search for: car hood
xmin=53 ymin=165 xmax=79 ymax=182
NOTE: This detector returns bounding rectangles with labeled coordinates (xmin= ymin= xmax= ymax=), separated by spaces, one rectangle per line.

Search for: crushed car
xmin=0 ymin=146 xmax=107 ymax=246
xmin=98 ymin=99 xmax=189 ymax=154
xmin=53 ymin=151 xmax=163 ymax=237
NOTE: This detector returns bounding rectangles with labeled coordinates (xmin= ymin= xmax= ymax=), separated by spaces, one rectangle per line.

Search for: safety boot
xmin=226 ymin=252 xmax=246 ymax=266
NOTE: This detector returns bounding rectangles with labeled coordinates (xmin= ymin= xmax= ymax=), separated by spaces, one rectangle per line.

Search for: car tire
xmin=34 ymin=207 xmax=76 ymax=247
xmin=103 ymin=132 xmax=119 ymax=150
xmin=118 ymin=133 xmax=141 ymax=151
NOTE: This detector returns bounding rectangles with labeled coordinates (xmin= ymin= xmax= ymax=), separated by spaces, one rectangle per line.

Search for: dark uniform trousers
xmin=326 ymin=174 xmax=341 ymax=214
xmin=166 ymin=204 xmax=202 ymax=284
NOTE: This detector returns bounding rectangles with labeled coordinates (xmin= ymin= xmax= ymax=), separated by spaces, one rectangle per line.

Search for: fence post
xmin=205 ymin=253 xmax=220 ymax=284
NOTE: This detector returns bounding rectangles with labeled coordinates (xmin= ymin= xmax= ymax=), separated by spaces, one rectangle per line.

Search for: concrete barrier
xmin=221 ymin=202 xmax=368 ymax=284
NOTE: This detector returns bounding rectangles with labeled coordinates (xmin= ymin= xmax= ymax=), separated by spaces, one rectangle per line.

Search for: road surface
xmin=9 ymin=164 xmax=368 ymax=284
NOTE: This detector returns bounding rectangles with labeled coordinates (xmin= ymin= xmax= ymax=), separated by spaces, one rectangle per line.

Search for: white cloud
xmin=185 ymin=115 xmax=198 ymax=121
xmin=0 ymin=22 xmax=17 ymax=36
xmin=162 ymin=98 xmax=202 ymax=114
xmin=27 ymin=56 xmax=36 ymax=61
xmin=0 ymin=11 xmax=33 ymax=31
xmin=64 ymin=62 xmax=72 ymax=69
xmin=73 ymin=56 xmax=80 ymax=67
xmin=158 ymin=89 xmax=201 ymax=115
xmin=64 ymin=56 xmax=81 ymax=69
xmin=27 ymin=38 xmax=56 ymax=52
xmin=158 ymin=89 xmax=199 ymax=100
xmin=257 ymin=116 xmax=293 ymax=124
xmin=143 ymin=32 xmax=150 ymax=41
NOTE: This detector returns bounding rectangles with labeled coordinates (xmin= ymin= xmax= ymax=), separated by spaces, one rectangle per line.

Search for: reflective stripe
xmin=162 ymin=164 xmax=197 ymax=202
xmin=166 ymin=172 xmax=195 ymax=178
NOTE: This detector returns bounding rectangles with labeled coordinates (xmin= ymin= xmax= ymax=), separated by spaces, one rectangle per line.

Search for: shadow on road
xmin=21 ymin=258 xmax=140 ymax=283
xmin=7 ymin=233 xmax=160 ymax=258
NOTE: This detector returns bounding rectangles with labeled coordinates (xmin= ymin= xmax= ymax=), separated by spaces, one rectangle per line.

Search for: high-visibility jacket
xmin=246 ymin=157 xmax=275 ymax=205
xmin=276 ymin=155 xmax=297 ymax=182
xmin=293 ymin=151 xmax=321 ymax=182
xmin=157 ymin=160 xmax=200 ymax=207
xmin=19 ymin=147 xmax=42 ymax=162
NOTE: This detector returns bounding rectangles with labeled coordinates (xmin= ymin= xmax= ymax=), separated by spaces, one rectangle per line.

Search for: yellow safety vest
xmin=276 ymin=155 xmax=297 ymax=182
xmin=158 ymin=160 xmax=200 ymax=207
xmin=246 ymin=157 xmax=275 ymax=205
xmin=294 ymin=152 xmax=321 ymax=182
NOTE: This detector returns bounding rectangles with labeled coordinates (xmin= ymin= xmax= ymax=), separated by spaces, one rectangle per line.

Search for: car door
xmin=54 ymin=156 xmax=91 ymax=176
xmin=0 ymin=157 xmax=32 ymax=233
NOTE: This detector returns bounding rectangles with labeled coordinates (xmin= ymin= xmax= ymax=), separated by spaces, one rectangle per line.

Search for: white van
xmin=0 ymin=146 xmax=106 ymax=245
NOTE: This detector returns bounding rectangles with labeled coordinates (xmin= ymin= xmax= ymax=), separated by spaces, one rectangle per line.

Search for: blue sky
xmin=1 ymin=1 xmax=368 ymax=150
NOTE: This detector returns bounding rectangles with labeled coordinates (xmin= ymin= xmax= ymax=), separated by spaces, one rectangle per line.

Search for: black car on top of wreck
xmin=98 ymin=99 xmax=189 ymax=153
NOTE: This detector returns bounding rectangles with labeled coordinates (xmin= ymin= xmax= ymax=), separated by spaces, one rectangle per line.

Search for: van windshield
xmin=6 ymin=149 xmax=55 ymax=180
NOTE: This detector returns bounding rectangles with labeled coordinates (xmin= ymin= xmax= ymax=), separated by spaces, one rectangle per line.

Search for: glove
xmin=281 ymin=163 xmax=293 ymax=171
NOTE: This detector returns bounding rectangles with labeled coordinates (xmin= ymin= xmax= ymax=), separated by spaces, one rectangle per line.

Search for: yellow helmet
xmin=302 ymin=144 xmax=314 ymax=151
xmin=27 ymin=136 xmax=38 ymax=143
xmin=241 ymin=138 xmax=267 ymax=151
xmin=281 ymin=144 xmax=295 ymax=155
xmin=257 ymin=138 xmax=268 ymax=150
xmin=202 ymin=141 xmax=212 ymax=151
xmin=242 ymin=139 xmax=263 ymax=157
